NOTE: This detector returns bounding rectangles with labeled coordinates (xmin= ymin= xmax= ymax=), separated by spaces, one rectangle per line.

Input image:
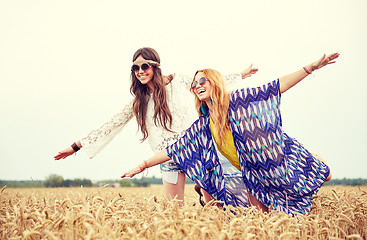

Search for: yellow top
xmin=209 ymin=117 xmax=241 ymax=171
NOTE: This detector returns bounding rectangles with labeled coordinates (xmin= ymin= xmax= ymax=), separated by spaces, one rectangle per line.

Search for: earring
xmin=200 ymin=103 xmax=208 ymax=115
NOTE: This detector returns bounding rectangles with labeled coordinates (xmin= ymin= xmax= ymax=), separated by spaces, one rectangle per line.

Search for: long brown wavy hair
xmin=130 ymin=47 xmax=173 ymax=142
xmin=191 ymin=69 xmax=230 ymax=145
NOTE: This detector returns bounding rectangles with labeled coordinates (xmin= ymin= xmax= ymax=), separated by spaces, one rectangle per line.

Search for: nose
xmin=138 ymin=67 xmax=144 ymax=74
xmin=196 ymin=81 xmax=205 ymax=89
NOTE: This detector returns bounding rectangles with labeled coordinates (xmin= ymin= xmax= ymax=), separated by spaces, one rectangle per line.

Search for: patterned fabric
xmin=166 ymin=116 xmax=250 ymax=208
xmin=166 ymin=79 xmax=330 ymax=215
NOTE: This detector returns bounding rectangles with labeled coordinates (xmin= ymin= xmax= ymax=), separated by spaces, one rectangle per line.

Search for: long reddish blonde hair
xmin=191 ymin=69 xmax=230 ymax=145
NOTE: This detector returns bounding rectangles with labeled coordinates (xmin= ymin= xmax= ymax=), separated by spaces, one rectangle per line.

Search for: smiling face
xmin=192 ymin=71 xmax=212 ymax=103
xmin=133 ymin=55 xmax=155 ymax=88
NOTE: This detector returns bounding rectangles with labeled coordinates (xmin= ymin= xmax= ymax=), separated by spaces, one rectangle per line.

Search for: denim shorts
xmin=160 ymin=160 xmax=183 ymax=172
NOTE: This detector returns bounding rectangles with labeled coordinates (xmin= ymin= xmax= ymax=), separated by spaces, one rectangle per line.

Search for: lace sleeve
xmin=80 ymin=101 xmax=134 ymax=159
xmin=171 ymin=73 xmax=193 ymax=90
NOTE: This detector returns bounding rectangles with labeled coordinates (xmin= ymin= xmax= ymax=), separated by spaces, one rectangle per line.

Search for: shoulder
xmin=191 ymin=114 xmax=209 ymax=130
xmin=230 ymin=79 xmax=280 ymax=95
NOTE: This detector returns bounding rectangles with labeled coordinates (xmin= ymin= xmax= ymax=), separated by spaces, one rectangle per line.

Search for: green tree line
xmin=324 ymin=178 xmax=367 ymax=186
xmin=0 ymin=174 xmax=157 ymax=188
xmin=1 ymin=175 xmax=365 ymax=188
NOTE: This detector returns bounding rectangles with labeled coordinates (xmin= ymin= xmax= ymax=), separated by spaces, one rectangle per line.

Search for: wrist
xmin=303 ymin=65 xmax=314 ymax=74
xmin=71 ymin=142 xmax=80 ymax=152
xmin=139 ymin=160 xmax=149 ymax=171
xmin=308 ymin=63 xmax=316 ymax=72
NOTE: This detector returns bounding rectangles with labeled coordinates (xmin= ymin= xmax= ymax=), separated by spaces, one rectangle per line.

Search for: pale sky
xmin=1 ymin=0 xmax=366 ymax=181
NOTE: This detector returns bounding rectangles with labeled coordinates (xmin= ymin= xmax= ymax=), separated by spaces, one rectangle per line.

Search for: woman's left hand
xmin=241 ymin=64 xmax=258 ymax=79
xmin=121 ymin=166 xmax=144 ymax=178
xmin=311 ymin=53 xmax=340 ymax=71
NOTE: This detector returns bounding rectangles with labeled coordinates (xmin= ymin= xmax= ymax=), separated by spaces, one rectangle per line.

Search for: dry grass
xmin=0 ymin=185 xmax=366 ymax=239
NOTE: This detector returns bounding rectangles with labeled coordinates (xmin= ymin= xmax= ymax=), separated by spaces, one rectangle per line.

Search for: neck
xmin=147 ymin=82 xmax=154 ymax=94
xmin=206 ymin=99 xmax=214 ymax=118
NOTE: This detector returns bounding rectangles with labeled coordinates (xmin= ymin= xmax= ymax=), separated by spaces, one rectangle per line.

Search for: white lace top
xmin=80 ymin=73 xmax=243 ymax=158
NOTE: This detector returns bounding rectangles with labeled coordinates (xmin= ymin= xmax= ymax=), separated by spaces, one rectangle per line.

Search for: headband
xmin=133 ymin=59 xmax=160 ymax=67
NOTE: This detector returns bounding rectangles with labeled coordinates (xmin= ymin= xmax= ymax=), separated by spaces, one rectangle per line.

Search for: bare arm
xmin=121 ymin=150 xmax=171 ymax=178
xmin=279 ymin=53 xmax=339 ymax=93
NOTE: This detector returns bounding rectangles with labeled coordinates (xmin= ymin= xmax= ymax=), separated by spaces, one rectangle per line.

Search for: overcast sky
xmin=1 ymin=0 xmax=366 ymax=181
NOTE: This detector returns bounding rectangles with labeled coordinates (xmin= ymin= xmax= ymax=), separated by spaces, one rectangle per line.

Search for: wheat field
xmin=0 ymin=185 xmax=366 ymax=239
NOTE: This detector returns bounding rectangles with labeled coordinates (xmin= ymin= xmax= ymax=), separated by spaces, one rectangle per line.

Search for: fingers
xmin=324 ymin=53 xmax=340 ymax=65
xmin=314 ymin=52 xmax=339 ymax=70
xmin=54 ymin=155 xmax=65 ymax=160
xmin=121 ymin=166 xmax=143 ymax=178
xmin=325 ymin=52 xmax=339 ymax=61
xmin=247 ymin=64 xmax=258 ymax=75
xmin=328 ymin=52 xmax=339 ymax=58
xmin=328 ymin=52 xmax=340 ymax=61
xmin=121 ymin=172 xmax=134 ymax=178
xmin=54 ymin=149 xmax=74 ymax=160
xmin=54 ymin=152 xmax=65 ymax=160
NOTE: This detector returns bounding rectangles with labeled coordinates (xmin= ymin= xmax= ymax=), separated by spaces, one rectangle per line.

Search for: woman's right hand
xmin=54 ymin=147 xmax=75 ymax=160
xmin=121 ymin=165 xmax=145 ymax=178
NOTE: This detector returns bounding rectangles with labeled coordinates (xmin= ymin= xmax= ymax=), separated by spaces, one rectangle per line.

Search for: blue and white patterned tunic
xmin=166 ymin=79 xmax=330 ymax=215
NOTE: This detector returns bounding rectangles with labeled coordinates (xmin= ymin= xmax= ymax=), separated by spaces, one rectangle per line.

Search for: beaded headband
xmin=133 ymin=59 xmax=160 ymax=67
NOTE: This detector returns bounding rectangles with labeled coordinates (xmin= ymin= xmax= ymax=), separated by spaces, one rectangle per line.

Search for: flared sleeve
xmin=166 ymin=115 xmax=250 ymax=208
xmin=229 ymin=79 xmax=330 ymax=215
xmin=166 ymin=116 xmax=218 ymax=190
xmin=80 ymin=101 xmax=134 ymax=159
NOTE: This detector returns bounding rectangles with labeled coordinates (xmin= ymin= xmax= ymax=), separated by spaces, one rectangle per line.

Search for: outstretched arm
xmin=121 ymin=150 xmax=171 ymax=178
xmin=279 ymin=53 xmax=339 ymax=93
xmin=54 ymin=101 xmax=134 ymax=161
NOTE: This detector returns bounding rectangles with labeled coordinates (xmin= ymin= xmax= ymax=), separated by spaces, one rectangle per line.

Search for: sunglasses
xmin=131 ymin=63 xmax=153 ymax=72
xmin=191 ymin=77 xmax=208 ymax=89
